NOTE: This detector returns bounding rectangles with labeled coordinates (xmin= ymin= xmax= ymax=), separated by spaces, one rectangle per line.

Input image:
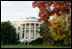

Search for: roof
xmin=19 ymin=17 xmax=38 ymax=22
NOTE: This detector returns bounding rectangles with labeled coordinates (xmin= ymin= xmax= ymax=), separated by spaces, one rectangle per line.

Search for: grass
xmin=1 ymin=45 xmax=71 ymax=48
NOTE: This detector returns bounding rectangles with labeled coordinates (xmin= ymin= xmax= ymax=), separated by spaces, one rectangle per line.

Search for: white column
xmin=34 ymin=23 xmax=36 ymax=39
xmin=21 ymin=25 xmax=23 ymax=39
xmin=39 ymin=24 xmax=40 ymax=31
xmin=29 ymin=23 xmax=31 ymax=42
xmin=38 ymin=24 xmax=40 ymax=37
xmin=23 ymin=24 xmax=25 ymax=39
xmin=24 ymin=23 xmax=26 ymax=39
xmin=20 ymin=25 xmax=23 ymax=40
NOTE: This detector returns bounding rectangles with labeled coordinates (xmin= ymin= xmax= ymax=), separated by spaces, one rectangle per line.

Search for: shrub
xmin=30 ymin=38 xmax=43 ymax=45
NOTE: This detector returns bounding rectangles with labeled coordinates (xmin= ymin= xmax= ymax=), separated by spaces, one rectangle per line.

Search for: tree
xmin=39 ymin=20 xmax=54 ymax=45
xmin=49 ymin=13 xmax=71 ymax=46
xmin=1 ymin=21 xmax=18 ymax=45
xmin=32 ymin=1 xmax=71 ymax=21
xmin=49 ymin=15 xmax=65 ymax=40
xmin=32 ymin=1 xmax=71 ymax=45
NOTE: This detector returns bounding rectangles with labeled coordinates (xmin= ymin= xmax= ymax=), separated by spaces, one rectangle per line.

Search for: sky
xmin=1 ymin=1 xmax=39 ymax=22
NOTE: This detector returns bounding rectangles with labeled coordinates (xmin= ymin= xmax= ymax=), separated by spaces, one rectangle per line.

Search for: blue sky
xmin=1 ymin=1 xmax=39 ymax=22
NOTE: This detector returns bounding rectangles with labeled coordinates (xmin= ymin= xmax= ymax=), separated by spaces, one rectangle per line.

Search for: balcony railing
xmin=23 ymin=28 xmax=40 ymax=30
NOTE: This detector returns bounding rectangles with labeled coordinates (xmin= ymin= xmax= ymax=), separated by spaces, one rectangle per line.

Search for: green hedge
xmin=30 ymin=38 xmax=43 ymax=45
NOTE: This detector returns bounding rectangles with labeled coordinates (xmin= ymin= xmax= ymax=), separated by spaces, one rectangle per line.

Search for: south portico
xmin=11 ymin=17 xmax=43 ymax=45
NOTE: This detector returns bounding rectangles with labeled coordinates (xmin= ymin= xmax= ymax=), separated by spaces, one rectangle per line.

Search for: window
xmin=23 ymin=24 xmax=25 ymax=29
xmin=22 ymin=31 xmax=24 ymax=38
xmin=26 ymin=23 xmax=29 ymax=29
xmin=26 ymin=30 xmax=29 ymax=39
xmin=31 ymin=23 xmax=34 ymax=29
xmin=23 ymin=27 xmax=25 ymax=29
xmin=36 ymin=24 xmax=39 ymax=29
xmin=23 ymin=24 xmax=25 ymax=26
xmin=30 ymin=30 xmax=34 ymax=39
xmin=18 ymin=27 xmax=20 ymax=30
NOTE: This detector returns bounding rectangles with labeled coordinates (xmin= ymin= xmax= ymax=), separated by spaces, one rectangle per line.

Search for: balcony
xmin=22 ymin=23 xmax=40 ymax=30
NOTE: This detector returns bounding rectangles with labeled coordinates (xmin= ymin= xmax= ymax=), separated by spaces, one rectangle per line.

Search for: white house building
xmin=11 ymin=17 xmax=43 ymax=44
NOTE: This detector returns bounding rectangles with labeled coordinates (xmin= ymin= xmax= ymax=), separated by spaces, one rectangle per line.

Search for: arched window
xmin=31 ymin=23 xmax=34 ymax=29
xmin=36 ymin=24 xmax=39 ymax=29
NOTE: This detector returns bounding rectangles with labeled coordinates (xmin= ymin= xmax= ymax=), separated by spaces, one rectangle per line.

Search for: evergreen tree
xmin=1 ymin=21 xmax=18 ymax=45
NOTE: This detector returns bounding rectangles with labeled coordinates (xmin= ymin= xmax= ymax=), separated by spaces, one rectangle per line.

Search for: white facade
xmin=11 ymin=17 xmax=43 ymax=43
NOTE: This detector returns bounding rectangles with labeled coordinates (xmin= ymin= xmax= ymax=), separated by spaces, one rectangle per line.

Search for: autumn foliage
xmin=32 ymin=1 xmax=71 ymax=21
xmin=32 ymin=1 xmax=71 ymax=45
